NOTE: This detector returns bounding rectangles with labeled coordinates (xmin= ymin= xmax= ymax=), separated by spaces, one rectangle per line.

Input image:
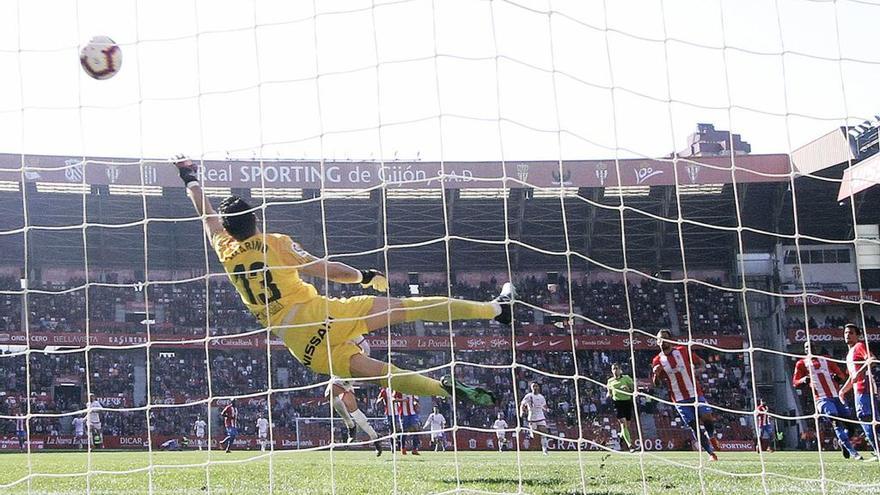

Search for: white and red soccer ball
xmin=79 ymin=36 xmax=122 ymax=80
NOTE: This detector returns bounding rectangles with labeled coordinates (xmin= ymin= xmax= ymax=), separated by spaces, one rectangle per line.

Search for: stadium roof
xmin=0 ymin=149 xmax=876 ymax=275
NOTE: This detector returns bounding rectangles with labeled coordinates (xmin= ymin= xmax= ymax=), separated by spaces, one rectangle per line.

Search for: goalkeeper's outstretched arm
xmin=174 ymin=156 xmax=224 ymax=239
xmin=173 ymin=156 xmax=387 ymax=291
xmin=298 ymin=255 xmax=388 ymax=292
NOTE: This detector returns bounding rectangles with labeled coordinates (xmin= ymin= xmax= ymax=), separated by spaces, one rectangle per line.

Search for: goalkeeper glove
xmin=173 ymin=154 xmax=199 ymax=187
xmin=359 ymin=269 xmax=388 ymax=292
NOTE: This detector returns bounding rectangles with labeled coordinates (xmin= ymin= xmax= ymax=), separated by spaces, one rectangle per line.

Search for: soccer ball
xmin=79 ymin=36 xmax=122 ymax=80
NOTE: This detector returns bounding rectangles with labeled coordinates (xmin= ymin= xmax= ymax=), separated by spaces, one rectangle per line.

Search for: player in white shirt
xmin=423 ymin=406 xmax=447 ymax=452
xmin=492 ymin=413 xmax=509 ymax=452
xmin=72 ymin=416 xmax=87 ymax=450
xmin=87 ymin=394 xmax=103 ymax=448
xmin=256 ymin=416 xmax=270 ymax=451
xmin=520 ymin=382 xmax=550 ymax=455
xmin=324 ymin=336 xmax=382 ymax=456
xmin=193 ymin=419 xmax=207 ymax=451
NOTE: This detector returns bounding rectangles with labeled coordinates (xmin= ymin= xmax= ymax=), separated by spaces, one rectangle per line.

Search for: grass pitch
xmin=0 ymin=449 xmax=879 ymax=494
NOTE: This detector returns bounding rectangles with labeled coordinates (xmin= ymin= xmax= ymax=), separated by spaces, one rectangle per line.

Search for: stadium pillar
xmin=376 ymin=189 xmax=385 ymax=268
xmin=583 ymin=188 xmax=600 ymax=261
xmin=512 ymin=189 xmax=525 ymax=269
xmin=655 ymin=187 xmax=673 ymax=269
xmin=132 ymin=352 xmax=147 ymax=407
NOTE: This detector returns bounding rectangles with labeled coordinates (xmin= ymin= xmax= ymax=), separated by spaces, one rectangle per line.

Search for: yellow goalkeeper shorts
xmin=274 ymin=295 xmax=376 ymax=377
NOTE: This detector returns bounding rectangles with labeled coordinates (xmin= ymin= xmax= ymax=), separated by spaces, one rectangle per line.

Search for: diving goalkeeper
xmin=176 ymin=158 xmax=510 ymax=405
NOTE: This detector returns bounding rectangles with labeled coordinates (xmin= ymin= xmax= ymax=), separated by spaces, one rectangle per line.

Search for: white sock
xmin=333 ymin=396 xmax=355 ymax=429
xmin=351 ymin=409 xmax=378 ymax=440
xmin=541 ymin=436 xmax=548 ymax=451
xmin=490 ymin=302 xmax=502 ymax=316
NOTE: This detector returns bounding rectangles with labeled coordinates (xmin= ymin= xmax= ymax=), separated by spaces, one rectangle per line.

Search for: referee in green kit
xmin=606 ymin=363 xmax=637 ymax=452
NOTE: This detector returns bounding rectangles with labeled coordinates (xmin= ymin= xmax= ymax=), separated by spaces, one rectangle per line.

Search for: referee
xmin=606 ymin=363 xmax=637 ymax=452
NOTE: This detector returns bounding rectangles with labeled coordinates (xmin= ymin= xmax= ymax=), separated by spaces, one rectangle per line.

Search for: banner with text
xmin=787 ymin=327 xmax=880 ymax=345
xmin=783 ymin=291 xmax=880 ymax=306
xmin=0 ymin=153 xmax=791 ymax=189
xmin=5 ymin=432 xmax=755 ymax=452
xmin=0 ymin=330 xmax=744 ymax=351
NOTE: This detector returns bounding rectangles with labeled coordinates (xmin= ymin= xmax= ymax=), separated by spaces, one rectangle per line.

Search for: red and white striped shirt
xmin=756 ymin=404 xmax=770 ymax=428
xmin=377 ymin=388 xmax=397 ymax=416
xmin=846 ymin=342 xmax=872 ymax=395
xmin=652 ymin=346 xmax=705 ymax=402
xmin=221 ymin=404 xmax=237 ymax=428
xmin=398 ymin=394 xmax=418 ymax=416
xmin=792 ymin=356 xmax=846 ymax=400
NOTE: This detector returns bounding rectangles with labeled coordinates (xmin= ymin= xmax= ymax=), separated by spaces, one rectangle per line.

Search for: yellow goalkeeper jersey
xmin=212 ymin=232 xmax=319 ymax=327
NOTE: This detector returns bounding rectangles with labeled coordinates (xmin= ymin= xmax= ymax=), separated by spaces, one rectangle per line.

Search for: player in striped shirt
xmin=377 ymin=387 xmax=401 ymax=452
xmin=792 ymin=341 xmax=861 ymax=460
xmin=220 ymin=399 xmax=238 ymax=453
xmin=838 ymin=323 xmax=879 ymax=460
xmin=397 ymin=393 xmax=421 ymax=455
xmin=651 ymin=329 xmax=719 ymax=461
xmin=755 ymin=399 xmax=773 ymax=453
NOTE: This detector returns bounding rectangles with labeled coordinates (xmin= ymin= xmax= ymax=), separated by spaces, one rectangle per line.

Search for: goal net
xmin=1 ymin=0 xmax=879 ymax=494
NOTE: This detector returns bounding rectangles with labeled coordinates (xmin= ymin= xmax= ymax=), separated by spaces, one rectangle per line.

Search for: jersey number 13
xmin=232 ymin=262 xmax=282 ymax=304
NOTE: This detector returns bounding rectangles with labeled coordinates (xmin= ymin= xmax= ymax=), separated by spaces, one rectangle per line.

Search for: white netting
xmin=1 ymin=0 xmax=880 ymax=494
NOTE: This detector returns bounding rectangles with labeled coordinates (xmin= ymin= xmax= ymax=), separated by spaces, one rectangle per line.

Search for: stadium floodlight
xmin=320 ymin=188 xmax=371 ymax=199
xmin=532 ymin=187 xmax=579 ymax=198
xmin=603 ymin=185 xmax=650 ymax=197
xmin=201 ymin=186 xmax=233 ymax=198
xmin=385 ymin=188 xmax=443 ymax=199
xmin=458 ymin=188 xmax=508 ymax=199
xmin=678 ymin=184 xmax=725 ymax=196
xmin=0 ymin=180 xmax=20 ymax=192
xmin=250 ymin=187 xmax=303 ymax=199
xmin=108 ymin=185 xmax=163 ymax=196
xmin=35 ymin=182 xmax=91 ymax=194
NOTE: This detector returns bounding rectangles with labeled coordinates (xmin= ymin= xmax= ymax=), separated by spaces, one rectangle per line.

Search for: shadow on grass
xmin=449 ymin=476 xmax=642 ymax=495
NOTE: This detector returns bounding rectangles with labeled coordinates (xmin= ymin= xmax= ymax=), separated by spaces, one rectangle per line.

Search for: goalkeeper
xmin=175 ymin=158 xmax=511 ymax=405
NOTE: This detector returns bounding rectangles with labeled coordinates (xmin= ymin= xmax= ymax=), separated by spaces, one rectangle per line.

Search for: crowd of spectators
xmin=1 ymin=271 xmax=761 ymax=448
xmin=2 ymin=343 xmax=758 ymax=447
xmin=673 ymin=281 xmax=742 ymax=335
xmin=2 ymin=273 xmax=747 ymax=338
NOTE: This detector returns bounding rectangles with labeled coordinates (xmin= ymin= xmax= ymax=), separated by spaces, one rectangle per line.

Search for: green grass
xmin=0 ymin=449 xmax=879 ymax=494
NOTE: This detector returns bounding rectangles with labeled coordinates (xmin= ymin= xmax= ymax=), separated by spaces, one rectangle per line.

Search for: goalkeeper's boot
xmin=346 ymin=425 xmax=357 ymax=444
xmin=853 ymin=453 xmax=864 ymax=461
xmin=493 ymin=283 xmax=517 ymax=326
xmin=708 ymin=452 xmax=718 ymax=462
xmin=374 ymin=440 xmax=383 ymax=457
xmin=441 ymin=375 xmax=496 ymax=406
